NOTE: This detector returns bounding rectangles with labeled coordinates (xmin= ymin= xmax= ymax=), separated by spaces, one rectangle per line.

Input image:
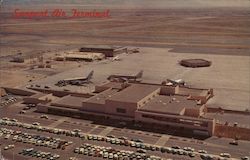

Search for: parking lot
xmin=1 ymin=103 xmax=250 ymax=160
xmin=0 ymin=95 xmax=20 ymax=107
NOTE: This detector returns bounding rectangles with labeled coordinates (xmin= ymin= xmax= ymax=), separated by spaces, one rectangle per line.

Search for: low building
xmin=64 ymin=53 xmax=105 ymax=61
xmin=79 ymin=45 xmax=127 ymax=57
xmin=34 ymin=81 xmax=215 ymax=136
xmin=23 ymin=93 xmax=58 ymax=104
xmin=55 ymin=52 xmax=105 ymax=62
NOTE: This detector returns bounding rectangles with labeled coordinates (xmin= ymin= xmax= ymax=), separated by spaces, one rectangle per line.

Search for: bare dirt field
xmin=1 ymin=6 xmax=250 ymax=56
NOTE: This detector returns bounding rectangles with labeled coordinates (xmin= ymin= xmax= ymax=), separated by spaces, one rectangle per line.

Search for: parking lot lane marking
xmin=48 ymin=117 xmax=70 ymax=128
xmin=17 ymin=114 xmax=36 ymax=119
xmin=154 ymin=135 xmax=170 ymax=146
xmin=206 ymin=142 xmax=228 ymax=149
xmin=99 ymin=127 xmax=114 ymax=136
xmin=86 ymin=125 xmax=99 ymax=134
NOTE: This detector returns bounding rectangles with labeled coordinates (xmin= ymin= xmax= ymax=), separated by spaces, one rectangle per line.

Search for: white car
xmin=19 ymin=110 xmax=26 ymax=114
xmin=40 ymin=115 xmax=49 ymax=119
xmin=198 ymin=150 xmax=207 ymax=154
xmin=184 ymin=147 xmax=194 ymax=152
xmin=4 ymin=134 xmax=10 ymax=139
xmin=4 ymin=144 xmax=15 ymax=150
xmin=220 ymin=153 xmax=231 ymax=158
xmin=2 ymin=117 xmax=9 ymax=121
xmin=32 ymin=122 xmax=40 ymax=126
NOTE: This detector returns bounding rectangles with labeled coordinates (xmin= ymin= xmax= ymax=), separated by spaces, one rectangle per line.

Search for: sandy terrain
xmin=29 ymin=47 xmax=250 ymax=111
xmin=1 ymin=7 xmax=250 ymax=56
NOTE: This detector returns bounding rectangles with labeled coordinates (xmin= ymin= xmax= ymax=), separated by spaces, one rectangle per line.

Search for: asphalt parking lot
xmin=1 ymin=104 xmax=250 ymax=160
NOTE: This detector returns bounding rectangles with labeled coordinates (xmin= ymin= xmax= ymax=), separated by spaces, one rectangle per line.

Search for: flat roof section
xmin=85 ymin=88 xmax=119 ymax=104
xmin=107 ymin=70 xmax=142 ymax=78
xmin=107 ymin=84 xmax=160 ymax=103
xmin=178 ymin=87 xmax=209 ymax=97
xmin=97 ymin=81 xmax=127 ymax=89
xmin=30 ymin=92 xmax=47 ymax=99
xmin=80 ymin=45 xmax=124 ymax=50
xmin=139 ymin=95 xmax=198 ymax=115
xmin=39 ymin=93 xmax=58 ymax=101
xmin=51 ymin=95 xmax=86 ymax=109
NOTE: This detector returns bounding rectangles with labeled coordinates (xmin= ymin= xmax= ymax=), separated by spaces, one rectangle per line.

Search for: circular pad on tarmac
xmin=179 ymin=59 xmax=211 ymax=68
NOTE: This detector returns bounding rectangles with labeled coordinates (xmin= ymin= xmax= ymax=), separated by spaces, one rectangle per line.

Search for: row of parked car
xmin=3 ymin=144 xmax=15 ymax=150
xmin=1 ymin=117 xmax=248 ymax=160
xmin=0 ymin=127 xmax=70 ymax=150
xmin=0 ymin=96 xmax=18 ymax=107
xmin=18 ymin=103 xmax=37 ymax=114
xmin=74 ymin=143 xmax=162 ymax=160
xmin=0 ymin=128 xmax=14 ymax=139
xmin=85 ymin=134 xmax=199 ymax=158
xmin=0 ymin=118 xmax=213 ymax=159
xmin=19 ymin=148 xmax=60 ymax=160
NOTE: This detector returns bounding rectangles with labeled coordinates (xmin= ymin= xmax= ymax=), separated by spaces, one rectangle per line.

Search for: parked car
xmin=220 ymin=153 xmax=231 ymax=158
xmin=40 ymin=115 xmax=49 ymax=119
xmin=229 ymin=140 xmax=238 ymax=145
xmin=19 ymin=110 xmax=26 ymax=114
xmin=241 ymin=156 xmax=250 ymax=160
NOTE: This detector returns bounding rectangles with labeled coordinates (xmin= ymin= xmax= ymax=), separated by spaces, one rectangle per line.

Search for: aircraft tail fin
xmin=167 ymin=79 xmax=175 ymax=83
xmin=136 ymin=70 xmax=143 ymax=78
xmin=87 ymin=70 xmax=94 ymax=81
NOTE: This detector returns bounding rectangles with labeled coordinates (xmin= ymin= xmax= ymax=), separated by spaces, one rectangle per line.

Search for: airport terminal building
xmin=26 ymin=81 xmax=215 ymax=136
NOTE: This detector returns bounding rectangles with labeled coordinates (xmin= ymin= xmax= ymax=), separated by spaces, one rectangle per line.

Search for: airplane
xmin=107 ymin=70 xmax=143 ymax=82
xmin=166 ymin=79 xmax=186 ymax=86
xmin=55 ymin=70 xmax=94 ymax=87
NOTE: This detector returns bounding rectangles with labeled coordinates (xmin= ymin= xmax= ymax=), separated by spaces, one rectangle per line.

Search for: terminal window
xmin=116 ymin=108 xmax=126 ymax=113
